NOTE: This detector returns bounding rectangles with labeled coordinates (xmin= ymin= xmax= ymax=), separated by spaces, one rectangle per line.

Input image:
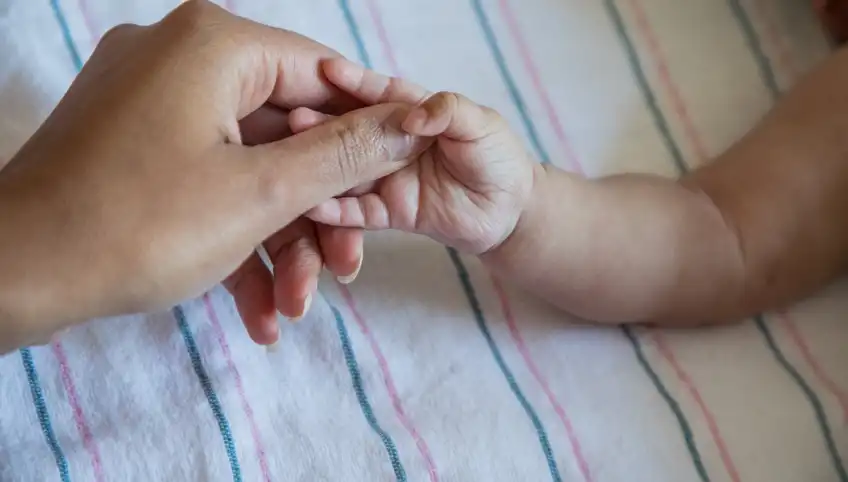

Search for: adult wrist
xmin=0 ymin=165 xmax=72 ymax=350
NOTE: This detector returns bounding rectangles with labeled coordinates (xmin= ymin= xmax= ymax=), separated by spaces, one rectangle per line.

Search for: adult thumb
xmin=249 ymin=102 xmax=432 ymax=219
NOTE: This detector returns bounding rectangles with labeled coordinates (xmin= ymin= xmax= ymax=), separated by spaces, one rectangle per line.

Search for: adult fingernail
xmin=337 ymin=253 xmax=363 ymax=284
xmin=291 ymin=292 xmax=312 ymax=322
xmin=402 ymin=107 xmax=428 ymax=133
xmin=266 ymin=326 xmax=281 ymax=352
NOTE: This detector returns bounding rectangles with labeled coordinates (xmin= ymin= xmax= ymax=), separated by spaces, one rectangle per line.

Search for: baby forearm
xmin=482 ymin=166 xmax=747 ymax=324
xmin=484 ymin=47 xmax=848 ymax=325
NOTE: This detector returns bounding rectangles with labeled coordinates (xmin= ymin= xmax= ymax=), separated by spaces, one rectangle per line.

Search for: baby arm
xmin=486 ymin=47 xmax=848 ymax=325
xmin=309 ymin=55 xmax=848 ymax=326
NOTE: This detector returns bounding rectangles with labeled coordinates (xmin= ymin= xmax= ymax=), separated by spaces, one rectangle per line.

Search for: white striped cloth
xmin=0 ymin=0 xmax=846 ymax=481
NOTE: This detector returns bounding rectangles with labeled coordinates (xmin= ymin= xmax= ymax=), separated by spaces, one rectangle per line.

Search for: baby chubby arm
xmin=483 ymin=47 xmax=848 ymax=325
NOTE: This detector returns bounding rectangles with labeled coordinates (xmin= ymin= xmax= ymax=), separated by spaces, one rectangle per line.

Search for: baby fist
xmin=304 ymin=59 xmax=541 ymax=254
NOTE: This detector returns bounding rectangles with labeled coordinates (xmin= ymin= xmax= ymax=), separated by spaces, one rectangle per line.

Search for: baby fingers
xmin=319 ymin=58 xmax=502 ymax=143
xmin=322 ymin=57 xmax=430 ymax=106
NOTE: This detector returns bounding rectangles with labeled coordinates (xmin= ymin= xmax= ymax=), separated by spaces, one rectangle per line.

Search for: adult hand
xmin=0 ymin=0 xmax=430 ymax=352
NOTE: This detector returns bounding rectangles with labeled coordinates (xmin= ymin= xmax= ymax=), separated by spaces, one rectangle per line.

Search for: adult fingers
xmin=287 ymin=107 xmax=395 ymax=231
xmin=263 ymin=219 xmax=322 ymax=321
xmin=162 ymin=1 xmax=363 ymax=118
xmin=288 ymin=107 xmax=379 ymax=197
xmin=223 ymin=253 xmax=278 ymax=345
xmin=245 ymin=102 xmax=432 ymax=225
xmin=317 ymin=225 xmax=364 ymax=283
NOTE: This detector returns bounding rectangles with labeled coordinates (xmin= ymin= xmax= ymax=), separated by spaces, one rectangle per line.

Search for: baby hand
xmin=298 ymin=59 xmax=540 ymax=254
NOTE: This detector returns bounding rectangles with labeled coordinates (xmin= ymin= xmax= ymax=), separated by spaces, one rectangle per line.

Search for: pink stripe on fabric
xmin=625 ymin=3 xmax=742 ymax=479
xmin=652 ymin=333 xmax=741 ymax=482
xmin=364 ymin=0 xmax=401 ymax=76
xmin=362 ymin=3 xmax=593 ymax=478
xmin=495 ymin=0 xmax=583 ymax=175
xmin=76 ymin=0 xmax=99 ymax=51
xmin=778 ymin=313 xmax=848 ymax=424
xmin=203 ymin=294 xmax=272 ymax=482
xmin=491 ymin=279 xmax=593 ymax=482
xmin=625 ymin=0 xmax=708 ymax=159
xmin=51 ymin=341 xmax=105 ymax=482
xmin=337 ymin=284 xmax=439 ymax=482
xmin=749 ymin=0 xmax=797 ymax=82
xmin=349 ymin=7 xmax=443 ymax=479
xmin=732 ymin=0 xmax=848 ymax=425
xmin=365 ymin=1 xmax=595 ymax=476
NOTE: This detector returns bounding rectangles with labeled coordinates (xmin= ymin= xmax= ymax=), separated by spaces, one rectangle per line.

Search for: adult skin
xmin=0 ymin=0 xmax=430 ymax=353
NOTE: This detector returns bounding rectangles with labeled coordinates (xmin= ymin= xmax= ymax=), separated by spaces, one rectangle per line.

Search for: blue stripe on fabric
xmin=727 ymin=7 xmax=845 ymax=476
xmin=20 ymin=348 xmax=72 ymax=482
xmin=47 ymin=5 xmax=243 ymax=481
xmin=603 ymin=0 xmax=687 ymax=173
xmin=173 ymin=306 xmax=243 ymax=482
xmin=337 ymin=0 xmax=373 ymax=69
xmin=469 ymin=0 xmax=551 ymax=165
xmin=332 ymin=4 xmax=408 ymax=479
xmin=610 ymin=2 xmax=846 ymax=480
xmin=336 ymin=3 xmax=562 ymax=481
xmin=339 ymin=4 xmax=562 ymax=482
xmin=24 ymin=3 xmax=84 ymax=480
xmin=335 ymin=2 xmax=563 ymax=480
xmin=48 ymin=0 xmax=84 ymax=71
xmin=603 ymin=2 xmax=714 ymax=479
xmin=447 ymin=249 xmax=563 ymax=482
xmin=621 ymin=327 xmax=709 ymax=482
xmin=330 ymin=305 xmax=408 ymax=481
xmin=725 ymin=0 xmax=780 ymax=100
xmin=754 ymin=316 xmax=847 ymax=481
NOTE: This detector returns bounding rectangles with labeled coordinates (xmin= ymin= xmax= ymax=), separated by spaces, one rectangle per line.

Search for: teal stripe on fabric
xmin=48 ymin=0 xmax=83 ymax=71
xmin=733 ymin=7 xmax=845 ymax=476
xmin=336 ymin=3 xmax=561 ymax=480
xmin=610 ymin=2 xmax=847 ymax=480
xmin=469 ymin=0 xmax=551 ymax=165
xmin=603 ymin=0 xmax=687 ymax=173
xmin=447 ymin=249 xmax=563 ymax=482
xmin=467 ymin=2 xmax=584 ymax=479
xmin=48 ymin=6 xmax=240 ymax=481
xmin=725 ymin=0 xmax=780 ymax=100
xmin=718 ymin=6 xmax=846 ymax=480
xmin=21 ymin=348 xmax=72 ymax=482
xmin=754 ymin=316 xmax=847 ymax=481
xmin=337 ymin=0 xmax=373 ymax=69
xmin=621 ymin=327 xmax=709 ymax=482
xmin=733 ymin=5 xmax=845 ymax=473
xmin=25 ymin=4 xmax=84 ymax=480
xmin=603 ymin=2 xmax=712 ymax=479
xmin=330 ymin=305 xmax=408 ymax=481
xmin=173 ymin=306 xmax=243 ymax=482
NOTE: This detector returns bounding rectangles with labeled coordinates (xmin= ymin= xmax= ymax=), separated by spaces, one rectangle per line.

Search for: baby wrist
xmin=479 ymin=163 xmax=550 ymax=269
